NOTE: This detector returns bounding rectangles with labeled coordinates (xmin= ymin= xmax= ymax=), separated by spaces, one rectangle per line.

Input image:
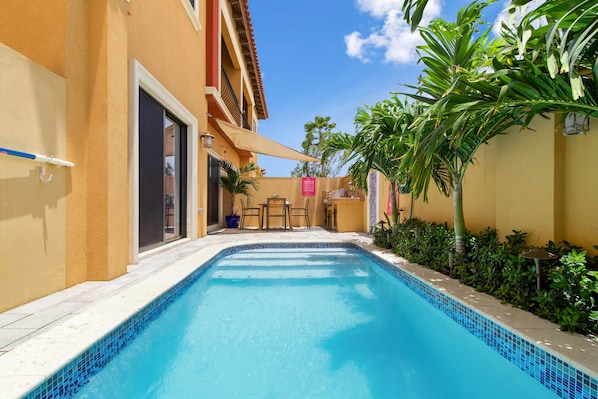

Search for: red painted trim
xmin=206 ymin=0 xmax=219 ymax=89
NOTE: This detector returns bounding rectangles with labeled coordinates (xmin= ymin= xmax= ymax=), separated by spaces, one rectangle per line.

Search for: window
xmin=180 ymin=0 xmax=200 ymax=31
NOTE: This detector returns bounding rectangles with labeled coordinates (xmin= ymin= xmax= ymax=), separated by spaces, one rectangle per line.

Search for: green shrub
xmin=376 ymin=218 xmax=598 ymax=335
xmin=390 ymin=219 xmax=452 ymax=274
xmin=373 ymin=224 xmax=392 ymax=249
xmin=543 ymin=250 xmax=598 ymax=334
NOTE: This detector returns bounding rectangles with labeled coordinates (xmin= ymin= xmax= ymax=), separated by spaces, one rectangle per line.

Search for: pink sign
xmin=302 ymin=177 xmax=316 ymax=196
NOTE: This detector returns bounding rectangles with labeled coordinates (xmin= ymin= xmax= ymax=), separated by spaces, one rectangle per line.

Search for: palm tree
xmin=509 ymin=0 xmax=598 ymax=101
xmin=404 ymin=1 xmax=517 ymax=254
xmin=326 ymin=96 xmax=419 ymax=225
xmin=440 ymin=0 xmax=598 ymax=129
xmin=403 ymin=0 xmax=598 ymax=118
xmin=218 ymin=160 xmax=259 ymax=216
xmin=396 ymin=0 xmax=597 ymax=254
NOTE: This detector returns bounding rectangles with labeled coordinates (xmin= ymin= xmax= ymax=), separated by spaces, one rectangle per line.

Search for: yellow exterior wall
xmin=0 ymin=0 xmax=269 ymax=311
xmin=0 ymin=44 xmax=67 ymax=311
xmin=563 ymin=119 xmax=598 ymax=251
xmin=405 ymin=116 xmax=562 ymax=245
xmin=495 ymin=115 xmax=559 ymax=245
xmin=127 ymin=1 xmax=204 ymax=112
xmin=385 ymin=114 xmax=598 ymax=254
xmin=64 ymin=0 xmax=90 ymax=287
xmin=127 ymin=1 xmax=210 ymax=239
xmin=234 ymin=177 xmax=350 ymax=229
xmin=86 ymin=0 xmax=130 ymax=280
xmin=0 ymin=1 xmax=67 ymax=76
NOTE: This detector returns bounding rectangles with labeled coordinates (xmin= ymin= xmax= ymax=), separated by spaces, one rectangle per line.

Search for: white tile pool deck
xmin=0 ymin=227 xmax=596 ymax=398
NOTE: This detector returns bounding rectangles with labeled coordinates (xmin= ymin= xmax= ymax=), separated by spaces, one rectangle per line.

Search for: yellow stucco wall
xmin=495 ymin=115 xmax=559 ymax=245
xmin=562 ymin=118 xmax=598 ymax=251
xmin=64 ymin=0 xmax=90 ymax=287
xmin=0 ymin=1 xmax=67 ymax=76
xmin=0 ymin=44 xmax=67 ymax=312
xmin=86 ymin=0 xmax=130 ymax=280
xmin=388 ymin=114 xmax=598 ymax=254
xmin=233 ymin=177 xmax=351 ymax=229
xmin=128 ymin=0 xmax=215 ymax=240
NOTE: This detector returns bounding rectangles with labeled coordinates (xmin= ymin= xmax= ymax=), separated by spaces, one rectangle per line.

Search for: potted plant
xmin=218 ymin=159 xmax=259 ymax=228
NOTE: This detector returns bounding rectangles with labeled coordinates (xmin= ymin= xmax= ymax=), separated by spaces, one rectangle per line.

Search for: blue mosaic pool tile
xmin=22 ymin=243 xmax=598 ymax=399
xmin=362 ymin=247 xmax=598 ymax=399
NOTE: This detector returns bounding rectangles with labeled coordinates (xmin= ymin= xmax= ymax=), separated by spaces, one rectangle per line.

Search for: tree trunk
xmin=390 ymin=183 xmax=400 ymax=225
xmin=453 ymin=181 xmax=465 ymax=254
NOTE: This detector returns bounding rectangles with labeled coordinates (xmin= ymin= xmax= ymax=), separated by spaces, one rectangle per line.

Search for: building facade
xmin=0 ymin=0 xmax=273 ymax=312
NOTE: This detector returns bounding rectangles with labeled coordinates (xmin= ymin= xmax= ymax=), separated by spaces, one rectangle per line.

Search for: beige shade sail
xmin=211 ymin=117 xmax=320 ymax=162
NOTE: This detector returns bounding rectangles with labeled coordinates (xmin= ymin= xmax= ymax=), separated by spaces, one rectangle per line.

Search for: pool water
xmin=73 ymin=247 xmax=559 ymax=399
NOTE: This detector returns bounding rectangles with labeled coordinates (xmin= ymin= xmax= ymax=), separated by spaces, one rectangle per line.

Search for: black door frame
xmin=138 ymin=89 xmax=187 ymax=251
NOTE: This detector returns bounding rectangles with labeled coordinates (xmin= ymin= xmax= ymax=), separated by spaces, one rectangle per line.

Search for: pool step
xmin=210 ymin=265 xmax=370 ymax=281
xmin=217 ymin=254 xmax=366 ymax=268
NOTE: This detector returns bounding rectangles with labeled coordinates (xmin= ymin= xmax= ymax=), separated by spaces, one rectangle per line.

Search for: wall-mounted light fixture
xmin=200 ymin=132 xmax=215 ymax=149
xmin=564 ymin=112 xmax=589 ymax=136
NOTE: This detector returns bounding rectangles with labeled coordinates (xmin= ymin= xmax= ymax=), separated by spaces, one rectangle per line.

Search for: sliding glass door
xmin=207 ymin=154 xmax=220 ymax=226
xmin=139 ymin=89 xmax=187 ymax=251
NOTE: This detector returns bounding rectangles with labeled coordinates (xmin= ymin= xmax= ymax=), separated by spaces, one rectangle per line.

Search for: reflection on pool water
xmin=25 ymin=244 xmax=597 ymax=399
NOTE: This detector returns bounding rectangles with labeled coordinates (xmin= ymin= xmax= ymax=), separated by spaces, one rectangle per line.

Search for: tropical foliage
xmin=384 ymin=219 xmax=598 ymax=335
xmin=291 ymin=116 xmax=347 ymax=177
xmin=325 ymin=96 xmax=419 ymax=224
xmin=404 ymin=0 xmax=598 ymax=124
xmin=218 ymin=160 xmax=259 ymax=216
xmin=328 ymin=0 xmax=597 ymax=256
xmin=403 ymin=1 xmax=519 ymax=254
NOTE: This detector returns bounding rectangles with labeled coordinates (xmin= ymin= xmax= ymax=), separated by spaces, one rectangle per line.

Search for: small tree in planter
xmin=218 ymin=159 xmax=259 ymax=228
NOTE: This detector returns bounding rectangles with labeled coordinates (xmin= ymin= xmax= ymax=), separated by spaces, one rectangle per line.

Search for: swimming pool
xmin=22 ymin=243 xmax=598 ymax=398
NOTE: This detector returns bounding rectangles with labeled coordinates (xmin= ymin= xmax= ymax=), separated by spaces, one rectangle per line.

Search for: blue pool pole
xmin=0 ymin=147 xmax=74 ymax=167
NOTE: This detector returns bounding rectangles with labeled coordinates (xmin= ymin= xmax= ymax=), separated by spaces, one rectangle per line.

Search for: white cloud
xmin=345 ymin=0 xmax=443 ymax=64
xmin=356 ymin=0 xmax=405 ymax=18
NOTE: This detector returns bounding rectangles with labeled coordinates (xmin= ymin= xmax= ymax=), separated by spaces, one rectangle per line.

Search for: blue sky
xmin=249 ymin=0 xmax=508 ymax=176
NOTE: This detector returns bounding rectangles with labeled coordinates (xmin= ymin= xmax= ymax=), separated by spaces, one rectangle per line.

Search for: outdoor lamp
xmin=200 ymin=132 xmax=215 ymax=149
xmin=522 ymin=248 xmax=558 ymax=290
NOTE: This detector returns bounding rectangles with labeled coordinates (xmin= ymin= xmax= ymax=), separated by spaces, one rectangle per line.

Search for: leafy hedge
xmin=373 ymin=219 xmax=598 ymax=335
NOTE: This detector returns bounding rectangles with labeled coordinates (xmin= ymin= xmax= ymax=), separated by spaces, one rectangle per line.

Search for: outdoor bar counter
xmin=324 ymin=197 xmax=366 ymax=232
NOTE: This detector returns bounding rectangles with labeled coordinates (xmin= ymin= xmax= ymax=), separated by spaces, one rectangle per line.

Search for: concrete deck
xmin=0 ymin=227 xmax=596 ymax=398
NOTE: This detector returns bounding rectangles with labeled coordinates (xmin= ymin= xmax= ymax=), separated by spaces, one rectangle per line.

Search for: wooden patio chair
xmin=240 ymin=198 xmax=261 ymax=229
xmin=266 ymin=197 xmax=287 ymax=230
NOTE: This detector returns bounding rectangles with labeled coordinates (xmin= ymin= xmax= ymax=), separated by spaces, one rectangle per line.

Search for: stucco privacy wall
xmin=389 ymin=114 xmax=598 ymax=255
xmin=393 ymin=134 xmax=498 ymax=234
xmin=233 ymin=177 xmax=353 ymax=229
xmin=0 ymin=44 xmax=67 ymax=311
xmin=562 ymin=116 xmax=598 ymax=251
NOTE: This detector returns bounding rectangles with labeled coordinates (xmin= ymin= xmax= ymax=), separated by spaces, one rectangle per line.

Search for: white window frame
xmin=129 ymin=59 xmax=199 ymax=264
xmin=180 ymin=0 xmax=201 ymax=32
